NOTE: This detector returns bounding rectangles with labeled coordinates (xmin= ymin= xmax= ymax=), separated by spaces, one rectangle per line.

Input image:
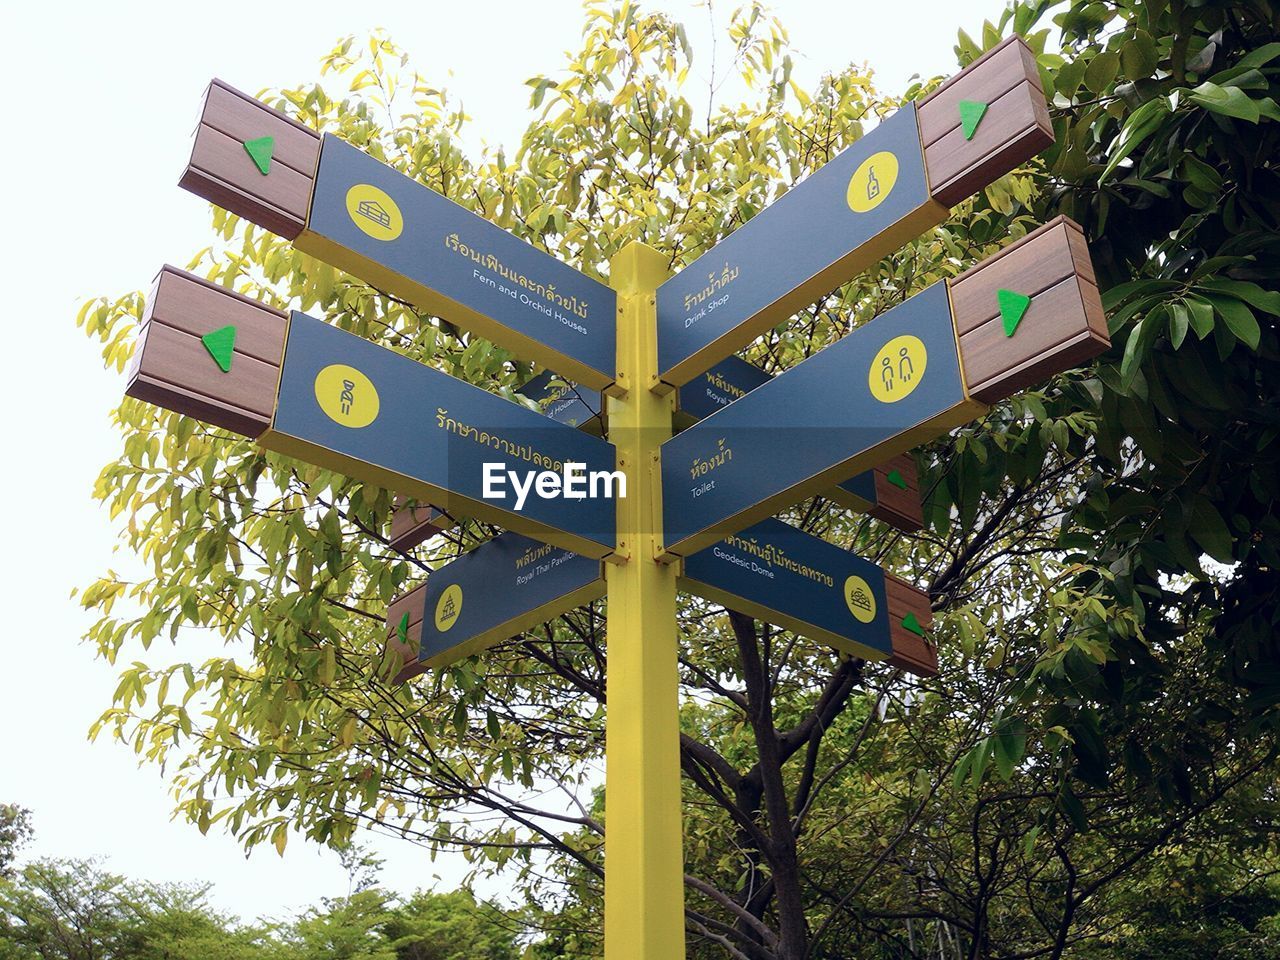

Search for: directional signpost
xmin=673 ymin=355 xmax=927 ymax=531
xmin=518 ymin=370 xmax=605 ymax=432
xmin=116 ymin=35 xmax=1113 ymax=960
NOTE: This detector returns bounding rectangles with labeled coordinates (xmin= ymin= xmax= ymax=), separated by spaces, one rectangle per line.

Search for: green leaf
xmin=955 ymin=28 xmax=983 ymax=64
xmin=1190 ymin=81 xmax=1262 ymax=122
xmin=1055 ymin=58 xmax=1087 ymax=99
xmin=1120 ymin=309 xmax=1162 ymax=388
xmin=951 ymin=750 xmax=972 ymax=794
xmin=1168 ymin=302 xmax=1190 ymax=349
xmin=1235 ymin=41 xmax=1280 ymax=71
xmin=1100 ymin=97 xmax=1171 ymax=181
xmin=1185 ymin=296 xmax=1216 ymax=339
xmin=994 ymin=719 xmax=1029 ymax=781
xmin=1188 ymin=495 xmax=1234 ymax=563
xmin=970 ymin=737 xmax=993 ymax=792
xmin=1060 ymin=787 xmax=1090 ymax=831
xmin=1121 ymin=32 xmax=1158 ymax=79
xmin=1216 ymin=68 xmax=1268 ymax=92
xmin=1180 ymin=155 xmax=1223 ymax=193
xmin=1084 ymin=50 xmax=1120 ymax=93
xmin=1202 ymin=294 xmax=1261 ymax=350
xmin=1022 ymin=824 xmax=1042 ymax=858
xmin=1101 ymin=278 xmax=1177 ymax=311
xmin=1123 ymin=738 xmax=1153 ymax=782
xmin=1199 ymin=279 xmax=1280 ymax=316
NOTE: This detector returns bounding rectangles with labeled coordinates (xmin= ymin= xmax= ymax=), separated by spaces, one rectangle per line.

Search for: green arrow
xmin=243 ymin=135 xmax=274 ymax=175
xmin=201 ymin=325 xmax=237 ymax=373
xmin=886 ymin=469 xmax=908 ymax=490
xmin=397 ymin=611 xmax=409 ymax=645
xmin=958 ymin=99 xmax=988 ymax=140
xmin=901 ymin=612 xmax=926 ymax=637
xmin=997 ymin=289 xmax=1032 ymax=337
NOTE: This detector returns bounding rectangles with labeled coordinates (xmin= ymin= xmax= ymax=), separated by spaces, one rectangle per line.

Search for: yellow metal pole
xmin=604 ymin=242 xmax=685 ymax=960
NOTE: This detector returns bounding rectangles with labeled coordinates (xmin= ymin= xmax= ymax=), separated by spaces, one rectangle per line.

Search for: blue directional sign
xmin=675 ymin=355 xmax=771 ymax=423
xmin=518 ymin=357 xmax=775 ymax=431
xmin=656 ymin=104 xmax=941 ymax=386
xmin=300 ymin=135 xmax=618 ymax=390
xmin=414 ymin=531 xmax=605 ymax=668
xmin=262 ymin=312 xmax=619 ymax=558
xmin=676 ymin=357 xmax=919 ymax=526
xmin=395 ymin=520 xmax=905 ymax=672
xmin=520 ymin=353 xmax=916 ymax=531
xmin=661 ymin=282 xmax=983 ymax=556
xmin=518 ymin=371 xmax=603 ymax=430
xmin=681 ymin=517 xmax=894 ymax=660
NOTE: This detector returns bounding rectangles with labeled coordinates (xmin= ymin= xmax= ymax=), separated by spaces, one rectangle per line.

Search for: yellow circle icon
xmin=846 ymin=151 xmax=899 ymax=213
xmin=843 ymin=576 xmax=877 ymax=624
xmin=868 ymin=335 xmax=928 ymax=403
xmin=314 ymin=364 xmax=380 ymax=428
xmin=345 ymin=184 xmax=403 ymax=241
xmin=434 ymin=584 xmax=464 ymax=632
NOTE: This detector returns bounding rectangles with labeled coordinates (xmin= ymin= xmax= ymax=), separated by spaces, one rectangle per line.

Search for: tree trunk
xmin=730 ymin=612 xmax=809 ymax=959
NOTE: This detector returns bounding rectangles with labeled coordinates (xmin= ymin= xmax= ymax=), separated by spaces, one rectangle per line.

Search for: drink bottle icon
xmin=866 ymin=166 xmax=880 ymax=202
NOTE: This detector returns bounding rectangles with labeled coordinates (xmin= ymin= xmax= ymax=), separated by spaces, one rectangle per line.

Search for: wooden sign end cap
xmin=920 ymin=36 xmax=1053 ymax=207
xmin=385 ymin=583 xmax=428 ymax=683
xmin=180 ymin=79 xmax=320 ymax=240
xmin=869 ymin=453 xmax=925 ymax=532
xmin=389 ymin=497 xmax=456 ymax=552
xmin=951 ymin=216 xmax=1110 ymax=405
xmin=885 ymin=575 xmax=937 ymax=678
xmin=125 ymin=265 xmax=287 ymax=437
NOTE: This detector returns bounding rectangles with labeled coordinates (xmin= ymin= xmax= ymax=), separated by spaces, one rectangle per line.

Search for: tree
xmin=0 ymin=807 xmax=33 ymax=881
xmin=0 ymin=858 xmax=278 ymax=960
xmin=382 ymin=890 xmax=519 ymax=960
xmin=0 ymin=858 xmax=521 ymax=960
xmin=0 ymin=859 xmax=132 ymax=960
xmin=77 ymin=2 xmax=1280 ymax=958
xmin=286 ymin=890 xmax=396 ymax=960
xmin=338 ymin=843 xmax=385 ymax=899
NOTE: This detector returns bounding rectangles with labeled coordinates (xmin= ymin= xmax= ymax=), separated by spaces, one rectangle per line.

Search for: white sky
xmin=2 ymin=0 xmax=995 ymax=923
